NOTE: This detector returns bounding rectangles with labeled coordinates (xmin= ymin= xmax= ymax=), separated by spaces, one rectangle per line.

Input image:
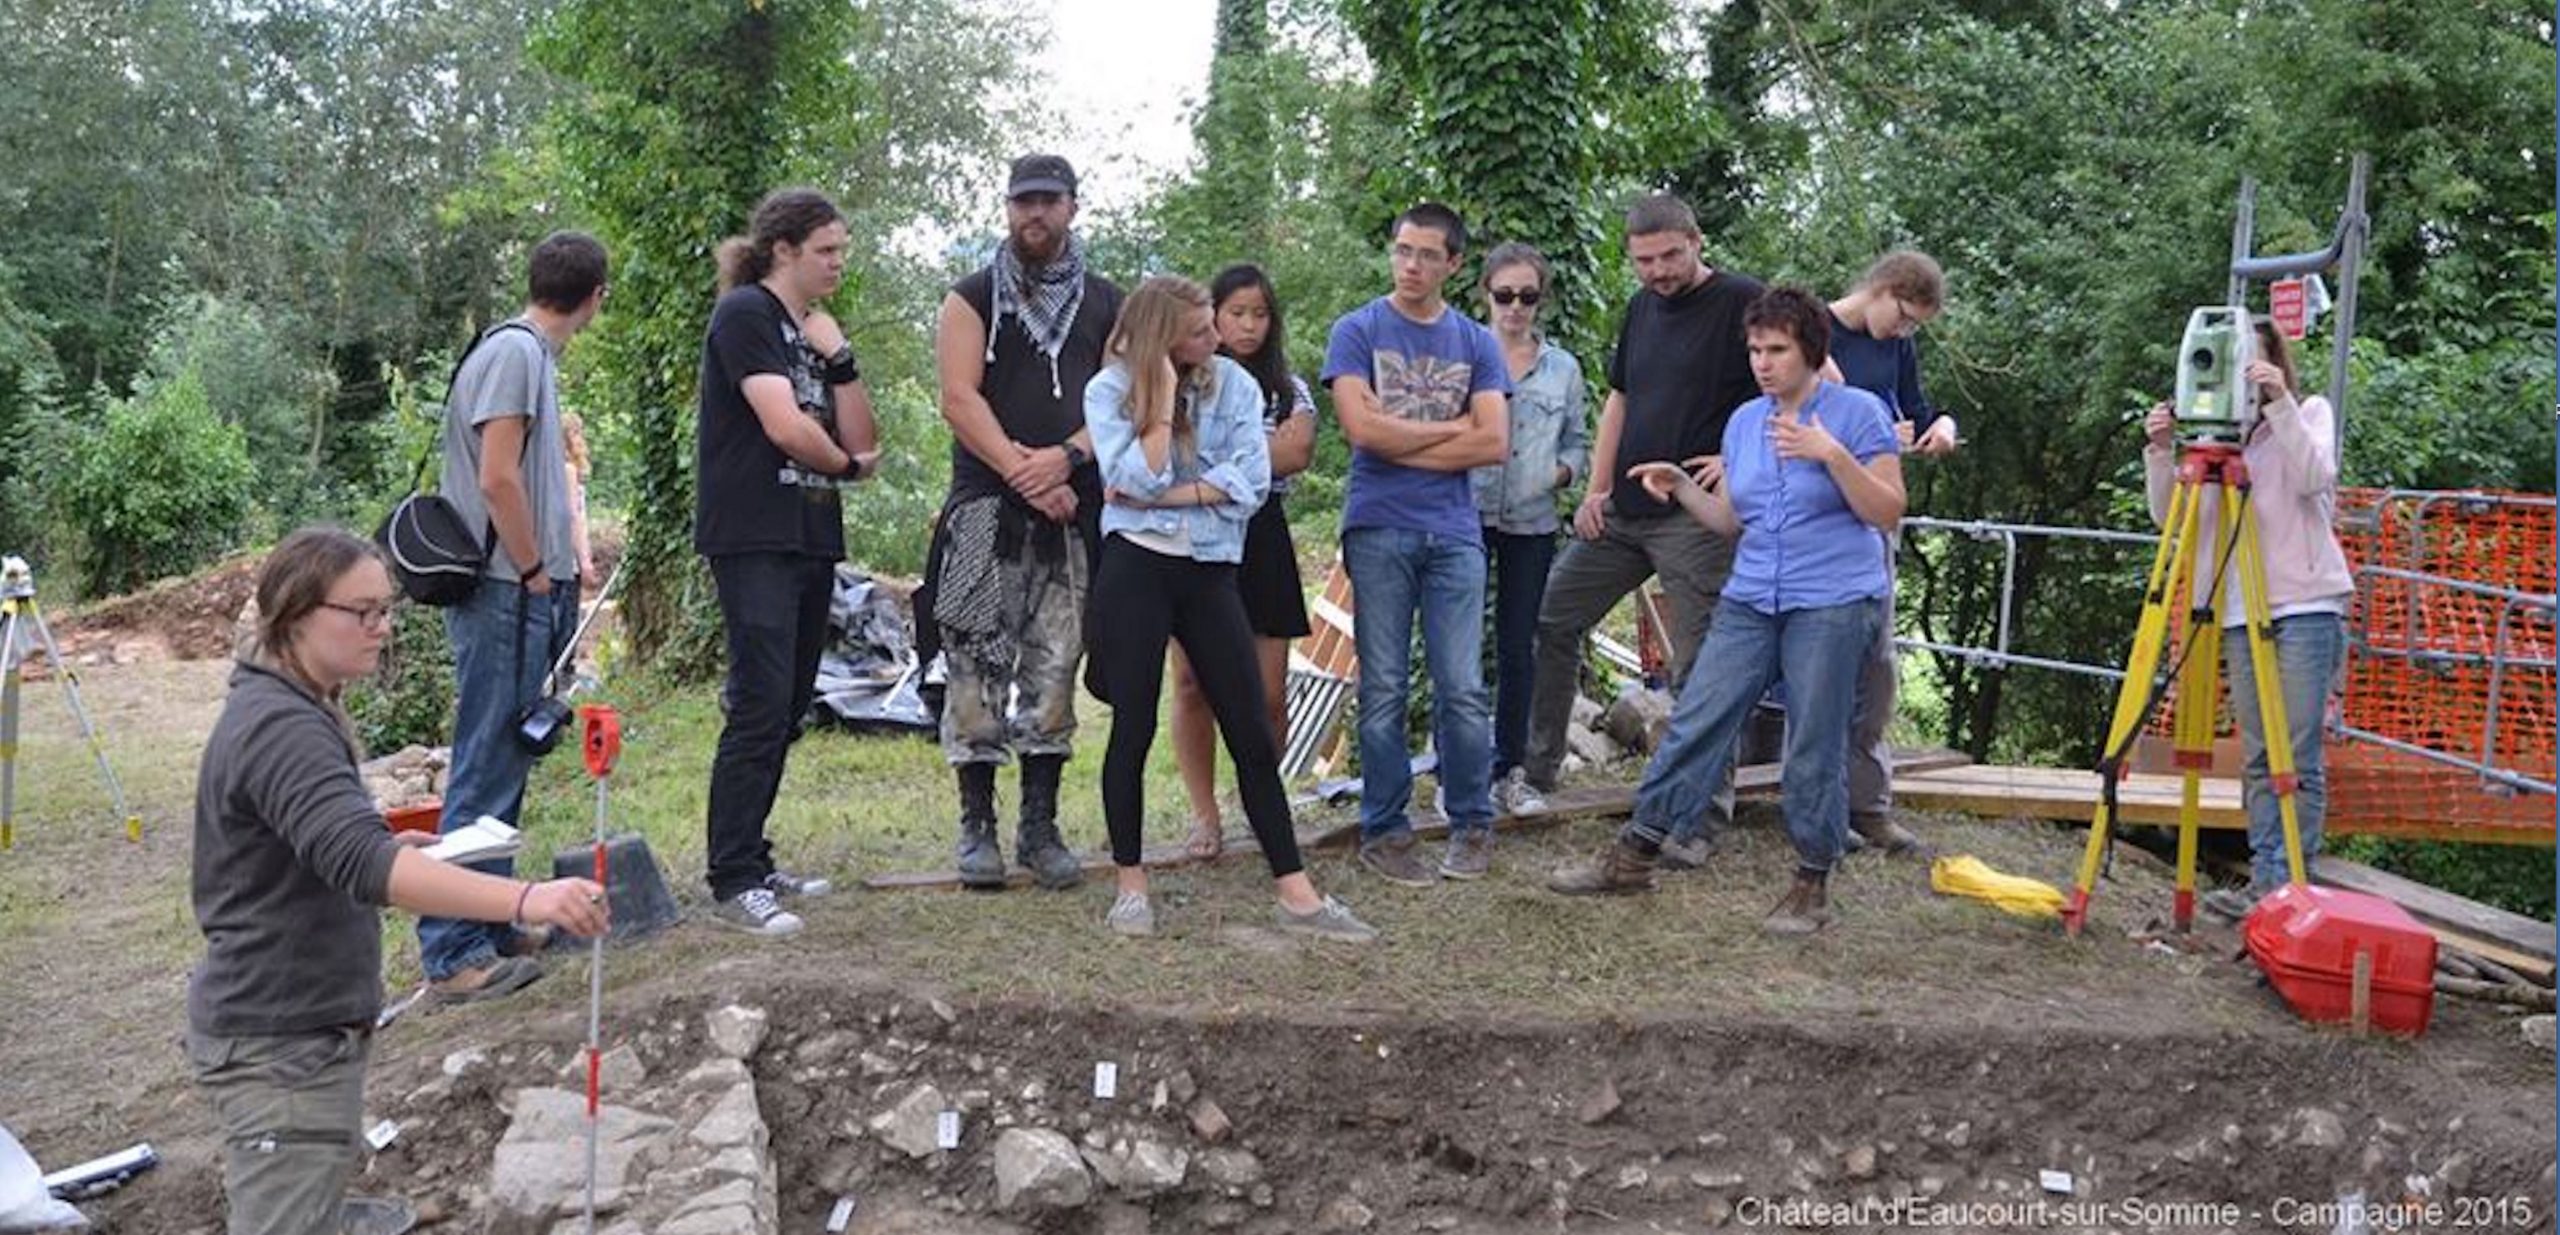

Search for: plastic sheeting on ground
xmin=809 ymin=567 xmax=938 ymax=734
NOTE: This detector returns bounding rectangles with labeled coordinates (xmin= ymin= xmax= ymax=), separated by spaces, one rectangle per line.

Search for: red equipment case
xmin=2244 ymin=883 xmax=2438 ymax=1035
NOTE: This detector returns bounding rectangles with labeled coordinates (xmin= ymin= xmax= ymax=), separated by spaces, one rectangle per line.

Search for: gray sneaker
xmin=1657 ymin=833 xmax=1716 ymax=871
xmin=1495 ymin=768 xmax=1549 ymax=818
xmin=1106 ymin=891 xmax=1155 ymax=937
xmin=1358 ymin=831 xmax=1439 ymax=887
xmin=712 ymin=887 xmax=805 ymax=937
xmin=1439 ymin=830 xmax=1493 ymax=880
xmin=764 ymin=869 xmax=833 ymax=898
xmin=1276 ymin=895 xmax=1379 ymax=943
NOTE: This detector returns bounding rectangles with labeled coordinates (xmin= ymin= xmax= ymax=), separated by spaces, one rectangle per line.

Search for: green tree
xmin=536 ymin=0 xmax=1032 ymax=667
xmin=64 ymin=369 xmax=255 ymax=596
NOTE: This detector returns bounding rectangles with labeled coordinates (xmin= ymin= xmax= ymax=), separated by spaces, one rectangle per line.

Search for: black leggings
xmin=1091 ymin=535 xmax=1305 ymax=878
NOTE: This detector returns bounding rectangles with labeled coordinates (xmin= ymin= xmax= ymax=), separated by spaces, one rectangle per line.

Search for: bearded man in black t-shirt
xmin=1519 ymin=195 xmax=1762 ymax=865
xmin=694 ymin=187 xmax=880 ymax=938
xmin=928 ymin=153 xmax=1124 ymax=891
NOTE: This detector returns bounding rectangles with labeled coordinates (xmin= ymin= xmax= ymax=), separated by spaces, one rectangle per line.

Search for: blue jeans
xmin=420 ymin=578 xmax=574 ymax=981
xmin=1624 ymin=598 xmax=1879 ymax=873
xmin=1344 ymin=526 xmax=1494 ymax=839
xmin=2224 ymin=612 xmax=2343 ymax=891
xmin=1486 ymin=529 xmax=1559 ymax=777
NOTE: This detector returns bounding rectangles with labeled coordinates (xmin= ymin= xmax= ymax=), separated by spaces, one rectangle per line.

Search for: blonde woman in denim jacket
xmin=2142 ymin=318 xmax=2354 ymax=916
xmin=1470 ymin=243 xmax=1589 ymax=817
xmin=1087 ymin=275 xmax=1377 ymax=943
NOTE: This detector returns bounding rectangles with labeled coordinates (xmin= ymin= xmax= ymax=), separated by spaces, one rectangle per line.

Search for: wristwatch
xmin=1061 ymin=442 xmax=1090 ymax=470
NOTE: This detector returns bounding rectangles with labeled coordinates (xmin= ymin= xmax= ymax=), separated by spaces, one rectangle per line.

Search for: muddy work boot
xmin=1848 ymin=812 xmax=1928 ymax=858
xmin=1763 ymin=870 xmax=1832 ymax=936
xmin=1015 ymin=755 xmax=1084 ymax=890
xmin=1547 ymin=838 xmax=1661 ymax=896
xmin=954 ymin=762 xmax=1007 ymax=890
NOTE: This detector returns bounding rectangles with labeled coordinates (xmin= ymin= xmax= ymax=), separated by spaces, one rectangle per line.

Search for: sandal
xmin=1183 ymin=818 xmax=1225 ymax=862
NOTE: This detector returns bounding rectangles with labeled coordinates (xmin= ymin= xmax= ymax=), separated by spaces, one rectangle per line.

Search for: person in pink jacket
xmin=2142 ymin=318 xmax=2354 ymax=917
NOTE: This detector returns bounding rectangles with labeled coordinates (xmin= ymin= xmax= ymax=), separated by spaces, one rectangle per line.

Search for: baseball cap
xmin=1007 ymin=154 xmax=1078 ymax=199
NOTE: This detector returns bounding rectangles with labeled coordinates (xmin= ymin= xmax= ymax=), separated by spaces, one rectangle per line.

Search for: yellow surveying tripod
xmin=2058 ymin=443 xmax=2309 ymax=936
xmin=0 ymin=555 xmax=142 ymax=849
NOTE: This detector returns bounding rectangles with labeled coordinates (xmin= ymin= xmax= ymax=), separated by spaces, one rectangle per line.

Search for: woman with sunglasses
xmin=1471 ymin=243 xmax=1589 ymax=818
xmin=1822 ymin=250 xmax=1946 ymax=857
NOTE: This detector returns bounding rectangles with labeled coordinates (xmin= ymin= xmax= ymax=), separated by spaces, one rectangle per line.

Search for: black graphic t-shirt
xmin=694 ymin=283 xmax=849 ymax=560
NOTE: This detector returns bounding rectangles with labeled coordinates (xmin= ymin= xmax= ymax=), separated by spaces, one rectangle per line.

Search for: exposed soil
xmin=53 ymin=553 xmax=262 ymax=661
xmin=68 ymin=956 xmax=2559 ymax=1235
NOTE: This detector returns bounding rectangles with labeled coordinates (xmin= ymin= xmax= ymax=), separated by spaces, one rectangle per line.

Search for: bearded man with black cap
xmin=928 ymin=153 xmax=1125 ymax=890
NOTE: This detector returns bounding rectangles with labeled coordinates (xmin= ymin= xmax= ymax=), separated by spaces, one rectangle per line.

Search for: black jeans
xmin=1486 ymin=529 xmax=1559 ymax=777
xmin=705 ymin=552 xmax=835 ymax=901
xmin=1090 ymin=536 xmax=1303 ymax=878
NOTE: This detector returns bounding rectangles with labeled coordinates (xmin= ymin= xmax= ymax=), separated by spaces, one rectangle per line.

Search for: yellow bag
xmin=1930 ymin=854 xmax=2066 ymax=920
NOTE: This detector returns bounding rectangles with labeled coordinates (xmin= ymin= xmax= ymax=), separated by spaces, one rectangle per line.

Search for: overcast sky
xmin=1019 ymin=0 xmax=1217 ymax=216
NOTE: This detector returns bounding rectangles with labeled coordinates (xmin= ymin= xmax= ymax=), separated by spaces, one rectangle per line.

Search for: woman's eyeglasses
xmin=1489 ymin=288 xmax=1542 ymax=307
xmin=320 ymin=601 xmax=396 ymax=630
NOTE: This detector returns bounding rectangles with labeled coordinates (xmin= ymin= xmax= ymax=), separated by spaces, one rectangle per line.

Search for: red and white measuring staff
xmin=579 ymin=702 xmax=622 ymax=1235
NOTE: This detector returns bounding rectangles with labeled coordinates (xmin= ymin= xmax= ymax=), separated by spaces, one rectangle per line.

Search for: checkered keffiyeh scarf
xmin=988 ymin=232 xmax=1089 ymax=398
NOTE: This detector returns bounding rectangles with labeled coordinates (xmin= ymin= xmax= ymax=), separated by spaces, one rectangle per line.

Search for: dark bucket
xmin=552 ymin=832 xmax=682 ymax=945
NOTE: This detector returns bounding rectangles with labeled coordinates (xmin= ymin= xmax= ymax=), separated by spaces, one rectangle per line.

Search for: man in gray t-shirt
xmin=439 ymin=325 xmax=576 ymax=585
xmin=419 ymin=231 xmax=609 ymax=1005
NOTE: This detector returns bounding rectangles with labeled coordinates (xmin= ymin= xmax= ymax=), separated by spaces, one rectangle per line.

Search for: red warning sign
xmin=2269 ymin=278 xmax=2307 ymax=340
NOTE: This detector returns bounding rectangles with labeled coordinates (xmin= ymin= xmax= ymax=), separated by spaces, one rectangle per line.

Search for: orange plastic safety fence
xmin=2147 ymin=488 xmax=2555 ymax=844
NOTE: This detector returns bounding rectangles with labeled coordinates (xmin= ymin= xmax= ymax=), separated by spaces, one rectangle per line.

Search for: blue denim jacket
xmin=1086 ymin=355 xmax=1270 ymax=563
xmin=1470 ymin=341 xmax=1589 ymax=535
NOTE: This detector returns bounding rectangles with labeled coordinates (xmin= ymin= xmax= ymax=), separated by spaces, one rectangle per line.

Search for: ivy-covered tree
xmin=1197 ymin=0 xmax=1280 ymax=261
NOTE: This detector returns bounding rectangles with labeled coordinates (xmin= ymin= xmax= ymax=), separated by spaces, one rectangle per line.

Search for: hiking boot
xmin=954 ymin=763 xmax=1007 ymax=890
xmin=1547 ymin=839 xmax=1660 ymax=896
xmin=1358 ymin=831 xmax=1439 ymax=888
xmin=764 ymin=869 xmax=833 ymax=898
xmin=1848 ymin=813 xmax=1928 ymax=858
xmin=1495 ymin=768 xmax=1549 ymax=818
xmin=425 ymin=955 xmax=543 ymax=1007
xmin=712 ymin=886 xmax=804 ymax=937
xmin=1017 ymin=755 xmax=1084 ymax=890
xmin=1763 ymin=872 xmax=1832 ymax=936
xmin=1439 ymin=830 xmax=1493 ymax=881
xmin=1656 ymin=832 xmax=1716 ymax=871
xmin=1276 ymin=895 xmax=1379 ymax=943
xmin=1106 ymin=891 xmax=1155 ymax=938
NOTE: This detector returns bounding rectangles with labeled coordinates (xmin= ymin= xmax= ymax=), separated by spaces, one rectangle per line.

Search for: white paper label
xmin=363 ymin=1120 xmax=399 ymax=1151
xmin=825 ymin=1195 xmax=857 ymax=1232
xmin=1093 ymin=1061 xmax=1118 ymax=1099
xmin=935 ymin=1110 xmax=961 ymax=1150
xmin=2038 ymin=1169 xmax=2073 ymax=1195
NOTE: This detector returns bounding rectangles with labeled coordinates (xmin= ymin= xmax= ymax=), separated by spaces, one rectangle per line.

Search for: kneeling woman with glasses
xmin=1085 ymin=275 xmax=1376 ymax=943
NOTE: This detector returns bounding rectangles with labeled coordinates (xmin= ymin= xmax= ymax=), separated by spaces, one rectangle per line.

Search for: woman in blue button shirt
xmin=1549 ymin=287 xmax=1904 ymax=935
xmin=1471 ymin=243 xmax=1589 ymax=818
xmin=1087 ymin=275 xmax=1377 ymax=943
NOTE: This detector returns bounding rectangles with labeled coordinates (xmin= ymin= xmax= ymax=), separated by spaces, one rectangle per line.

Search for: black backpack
xmin=376 ymin=322 xmax=539 ymax=606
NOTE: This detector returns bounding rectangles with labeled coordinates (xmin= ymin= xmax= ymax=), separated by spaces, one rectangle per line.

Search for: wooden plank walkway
xmin=1891 ymin=763 xmax=2556 ymax=847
